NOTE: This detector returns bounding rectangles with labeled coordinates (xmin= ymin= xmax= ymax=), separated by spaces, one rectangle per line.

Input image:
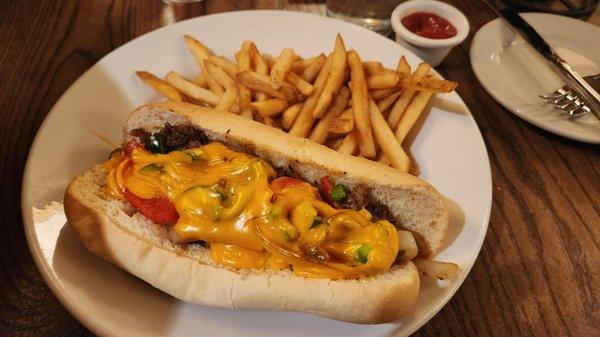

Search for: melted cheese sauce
xmin=107 ymin=142 xmax=399 ymax=279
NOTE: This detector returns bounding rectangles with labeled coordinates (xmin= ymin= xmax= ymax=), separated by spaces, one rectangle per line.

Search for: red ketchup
xmin=401 ymin=12 xmax=457 ymax=39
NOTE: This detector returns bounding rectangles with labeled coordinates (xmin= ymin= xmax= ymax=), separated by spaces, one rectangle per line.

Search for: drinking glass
xmin=326 ymin=0 xmax=402 ymax=35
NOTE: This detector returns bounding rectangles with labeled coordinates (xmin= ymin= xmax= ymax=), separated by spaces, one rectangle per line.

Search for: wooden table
xmin=1 ymin=1 xmax=598 ymax=336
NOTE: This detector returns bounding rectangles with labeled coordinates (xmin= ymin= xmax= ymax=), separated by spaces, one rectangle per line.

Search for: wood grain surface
xmin=0 ymin=1 xmax=598 ymax=336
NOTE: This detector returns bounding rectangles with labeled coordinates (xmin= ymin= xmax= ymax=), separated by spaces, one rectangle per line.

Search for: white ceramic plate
xmin=22 ymin=10 xmax=491 ymax=337
xmin=470 ymin=13 xmax=600 ymax=144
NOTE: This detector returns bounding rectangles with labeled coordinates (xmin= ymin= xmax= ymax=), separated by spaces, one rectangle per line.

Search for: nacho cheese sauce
xmin=106 ymin=142 xmax=399 ymax=279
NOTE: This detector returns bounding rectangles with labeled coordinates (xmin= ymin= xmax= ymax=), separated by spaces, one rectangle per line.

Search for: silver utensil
xmin=484 ymin=0 xmax=600 ymax=121
xmin=540 ymin=74 xmax=600 ymax=118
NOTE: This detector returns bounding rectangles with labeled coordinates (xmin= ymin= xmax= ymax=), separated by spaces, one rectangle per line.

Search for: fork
xmin=540 ymin=74 xmax=600 ymax=118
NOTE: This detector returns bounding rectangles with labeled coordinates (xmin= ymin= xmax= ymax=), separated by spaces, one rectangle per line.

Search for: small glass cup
xmin=326 ymin=0 xmax=402 ymax=35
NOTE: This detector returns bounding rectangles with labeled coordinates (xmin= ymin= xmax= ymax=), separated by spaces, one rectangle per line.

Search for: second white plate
xmin=471 ymin=13 xmax=600 ymax=144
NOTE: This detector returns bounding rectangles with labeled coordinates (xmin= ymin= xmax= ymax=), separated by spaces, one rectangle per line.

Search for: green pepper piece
xmin=310 ymin=216 xmax=323 ymax=229
xmin=149 ymin=133 xmax=167 ymax=154
xmin=331 ymin=183 xmax=347 ymax=202
xmin=356 ymin=243 xmax=372 ymax=264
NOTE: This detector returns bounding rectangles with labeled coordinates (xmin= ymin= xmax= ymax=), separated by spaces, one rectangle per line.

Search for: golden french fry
xmin=183 ymin=35 xmax=212 ymax=87
xmin=413 ymin=259 xmax=459 ymax=280
xmin=309 ymin=86 xmax=350 ymax=144
xmin=250 ymin=98 xmax=289 ymax=117
xmin=369 ymin=99 xmax=409 ymax=172
xmin=396 ymin=230 xmax=418 ymax=262
xmin=328 ymin=107 xmax=354 ymax=134
xmin=400 ymin=76 xmax=458 ymax=93
xmin=136 ymin=71 xmax=184 ymax=102
xmin=366 ymin=73 xmax=400 ymax=90
xmin=313 ymin=34 xmax=347 ymax=118
xmin=281 ymin=103 xmax=303 ymax=130
xmin=363 ymin=61 xmax=385 ymax=76
xmin=387 ymin=62 xmax=431 ymax=128
xmin=270 ymin=48 xmax=295 ymax=89
xmin=324 ymin=137 xmax=345 ymax=150
xmin=215 ymin=85 xmax=238 ymax=112
xmin=347 ymin=50 xmax=377 ymax=158
xmin=290 ymin=56 xmax=319 ymax=73
xmin=396 ymin=56 xmax=411 ymax=77
xmin=369 ymin=88 xmax=399 ymax=100
xmin=206 ymin=55 xmax=238 ymax=78
xmin=205 ymin=61 xmax=236 ymax=89
xmin=240 ymin=109 xmax=254 ymax=119
xmin=247 ymin=43 xmax=269 ymax=101
xmin=194 ymin=73 xmax=208 ymax=88
xmin=377 ymin=91 xmax=402 ymax=112
xmin=165 ymin=71 xmax=221 ymax=106
xmin=237 ymin=70 xmax=299 ymax=101
xmin=288 ymin=52 xmax=334 ymax=137
xmin=237 ymin=83 xmax=251 ymax=113
xmin=300 ymin=54 xmax=327 ymax=83
xmin=337 ymin=129 xmax=359 ymax=155
xmin=285 ymin=71 xmax=313 ymax=96
xmin=238 ymin=42 xmax=252 ymax=72
xmin=395 ymin=89 xmax=434 ymax=143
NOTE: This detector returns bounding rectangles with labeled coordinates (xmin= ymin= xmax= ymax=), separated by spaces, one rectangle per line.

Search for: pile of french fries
xmin=136 ymin=34 xmax=458 ymax=175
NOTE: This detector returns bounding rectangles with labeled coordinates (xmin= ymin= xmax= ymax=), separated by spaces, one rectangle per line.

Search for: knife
xmin=484 ymin=0 xmax=600 ymax=120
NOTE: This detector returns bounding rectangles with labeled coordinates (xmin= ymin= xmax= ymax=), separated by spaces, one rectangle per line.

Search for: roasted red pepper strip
xmin=124 ymin=140 xmax=142 ymax=157
xmin=270 ymin=177 xmax=306 ymax=192
xmin=320 ymin=176 xmax=335 ymax=205
xmin=123 ymin=189 xmax=179 ymax=225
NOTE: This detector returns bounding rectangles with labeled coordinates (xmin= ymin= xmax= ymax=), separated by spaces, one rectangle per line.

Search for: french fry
xmin=324 ymin=137 xmax=345 ymax=150
xmin=377 ymin=91 xmax=402 ymax=112
xmin=194 ymin=73 xmax=208 ymax=88
xmin=237 ymin=42 xmax=252 ymax=71
xmin=347 ymin=50 xmax=376 ymax=158
xmin=300 ymin=54 xmax=327 ymax=82
xmin=215 ymin=85 xmax=238 ymax=112
xmin=396 ymin=230 xmax=418 ymax=262
xmin=290 ymin=56 xmax=319 ymax=73
xmin=237 ymin=70 xmax=299 ymax=101
xmin=369 ymin=99 xmax=409 ymax=172
xmin=328 ymin=107 xmax=353 ymax=134
xmin=337 ymin=129 xmax=359 ymax=155
xmin=136 ymin=71 xmax=184 ymax=101
xmin=237 ymin=83 xmax=251 ymax=113
xmin=369 ymin=88 xmax=400 ymax=100
xmin=205 ymin=61 xmax=236 ymax=89
xmin=395 ymin=89 xmax=434 ymax=143
xmin=281 ymin=103 xmax=303 ymax=130
xmin=285 ymin=71 xmax=313 ymax=96
xmin=399 ymin=76 xmax=458 ymax=93
xmin=413 ymin=259 xmax=459 ymax=280
xmin=396 ymin=56 xmax=411 ymax=77
xmin=313 ymin=34 xmax=347 ymax=118
xmin=165 ymin=71 xmax=221 ymax=106
xmin=206 ymin=55 xmax=239 ymax=78
xmin=309 ymin=86 xmax=350 ymax=144
xmin=366 ymin=73 xmax=400 ymax=90
xmin=269 ymin=48 xmax=295 ymax=89
xmin=288 ymin=52 xmax=333 ymax=137
xmin=387 ymin=62 xmax=431 ymax=128
xmin=240 ymin=109 xmax=254 ymax=119
xmin=248 ymin=43 xmax=269 ymax=102
xmin=363 ymin=61 xmax=385 ymax=76
xmin=250 ymin=98 xmax=289 ymax=117
xmin=183 ymin=35 xmax=211 ymax=83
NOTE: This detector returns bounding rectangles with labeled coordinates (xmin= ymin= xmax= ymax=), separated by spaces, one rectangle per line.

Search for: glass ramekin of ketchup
xmin=391 ymin=0 xmax=469 ymax=66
